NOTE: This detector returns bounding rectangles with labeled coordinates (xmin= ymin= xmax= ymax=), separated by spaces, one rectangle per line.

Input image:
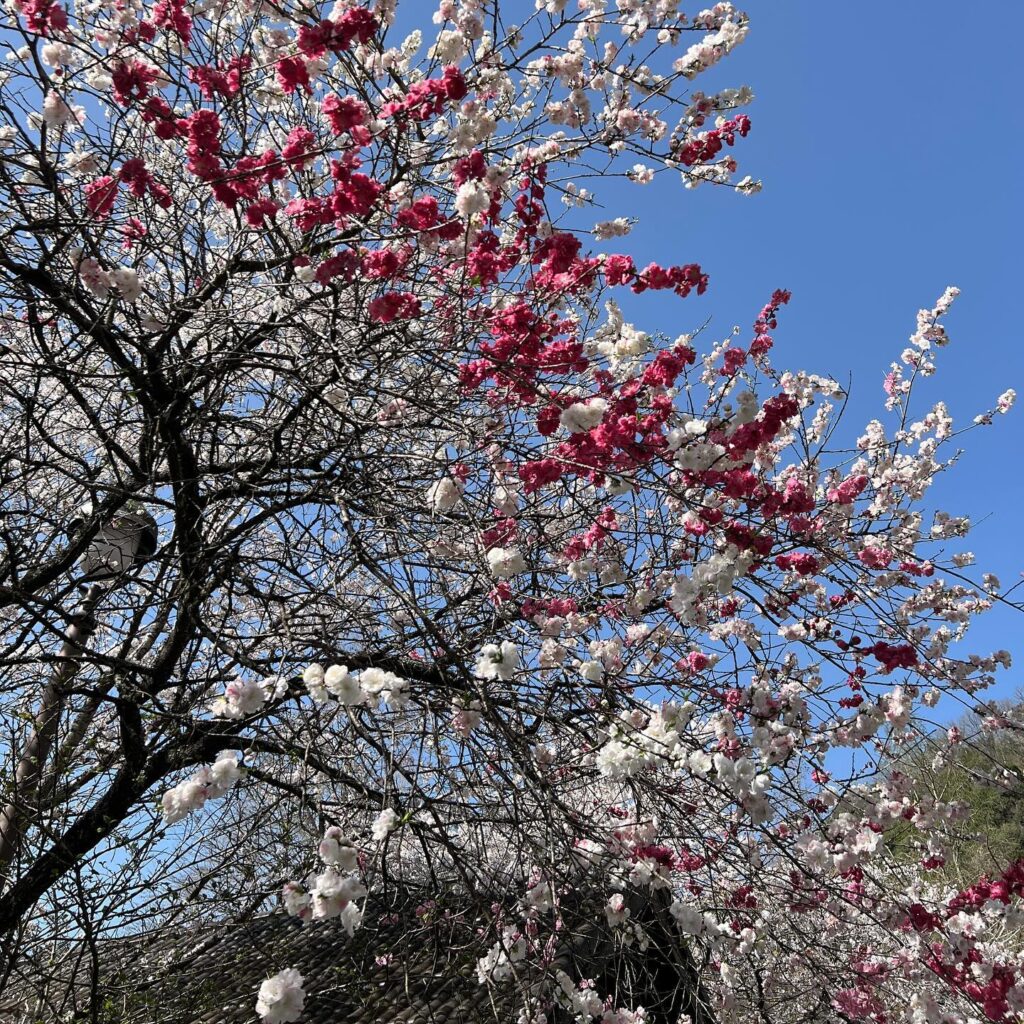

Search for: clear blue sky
xmin=576 ymin=2 xmax=1024 ymax=717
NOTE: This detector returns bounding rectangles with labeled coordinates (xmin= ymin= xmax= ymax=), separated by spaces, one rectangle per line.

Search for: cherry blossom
xmin=0 ymin=3 xmax=1019 ymax=1023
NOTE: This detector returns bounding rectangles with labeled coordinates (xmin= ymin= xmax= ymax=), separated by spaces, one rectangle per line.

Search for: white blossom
xmin=41 ymin=91 xmax=83 ymax=127
xmin=325 ymin=664 xmax=363 ymax=705
xmin=427 ymin=475 xmax=463 ymax=511
xmin=455 ymin=178 xmax=490 ymax=219
xmin=475 ymin=641 xmax=520 ymax=681
xmin=256 ymin=969 xmax=305 ymax=1024
xmin=318 ymin=827 xmax=359 ymax=871
xmin=487 ymin=547 xmax=527 ymax=577
xmin=560 ymin=398 xmax=608 ymax=433
xmin=161 ymin=751 xmax=242 ymax=824
xmin=372 ymin=807 xmax=400 ymax=841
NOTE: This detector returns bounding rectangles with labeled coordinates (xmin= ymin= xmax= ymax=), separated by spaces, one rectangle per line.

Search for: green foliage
xmin=887 ymin=707 xmax=1024 ymax=886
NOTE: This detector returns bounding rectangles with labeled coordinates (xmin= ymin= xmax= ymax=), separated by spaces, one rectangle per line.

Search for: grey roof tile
xmin=4 ymin=890 xmax=717 ymax=1024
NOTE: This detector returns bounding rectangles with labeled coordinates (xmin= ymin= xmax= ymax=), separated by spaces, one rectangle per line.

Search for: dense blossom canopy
xmin=0 ymin=1 xmax=1021 ymax=1023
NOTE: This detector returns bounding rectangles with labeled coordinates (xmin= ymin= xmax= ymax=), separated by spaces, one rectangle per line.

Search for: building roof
xmin=3 ymin=891 xmax=716 ymax=1024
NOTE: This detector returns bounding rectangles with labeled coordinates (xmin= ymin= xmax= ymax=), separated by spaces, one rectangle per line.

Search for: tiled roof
xmin=101 ymin=910 xmax=511 ymax=1024
xmin=4 ymin=892 xmax=716 ymax=1024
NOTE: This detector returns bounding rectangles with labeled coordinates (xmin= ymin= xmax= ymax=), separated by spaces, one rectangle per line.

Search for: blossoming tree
xmin=1 ymin=0 xmax=1022 ymax=1022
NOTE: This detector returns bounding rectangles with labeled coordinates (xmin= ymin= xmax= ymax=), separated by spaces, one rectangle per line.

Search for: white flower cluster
xmin=486 ymin=547 xmax=527 ymax=578
xmin=427 ymin=475 xmax=464 ymax=511
xmin=593 ymin=217 xmax=632 ymax=240
xmin=669 ymin=899 xmax=728 ymax=942
xmin=523 ymin=876 xmax=554 ymax=914
xmin=455 ymin=178 xmax=491 ymax=220
xmin=673 ymin=5 xmax=748 ymax=78
xmin=665 ymin=414 xmax=708 ymax=450
xmin=595 ymin=702 xmax=694 ymax=779
xmin=560 ymin=398 xmax=608 ymax=433
xmin=161 ymin=750 xmax=242 ymax=824
xmin=73 ymin=253 xmax=143 ymax=302
xmin=61 ymin=142 xmax=99 ymax=176
xmin=551 ymin=970 xmax=650 ymax=1024
xmin=474 ymin=641 xmax=520 ymax=681
xmin=628 ymin=163 xmax=655 ymax=184
xmin=256 ymin=968 xmax=305 ymax=1024
xmin=40 ymin=90 xmax=84 ymax=127
xmin=309 ymin=869 xmax=366 ymax=929
xmin=903 ymin=286 xmax=960 ymax=375
xmin=318 ymin=825 xmax=359 ymax=871
xmin=673 ymin=439 xmax=724 ymax=472
xmin=601 ymin=1009 xmax=648 ymax=1024
xmin=210 ymin=674 xmax=287 ymax=719
xmin=670 ymin=549 xmax=755 ymax=622
xmin=605 ymin=892 xmax=630 ymax=927
xmin=282 ymin=828 xmax=367 ymax=934
xmin=372 ymin=807 xmax=400 ymax=842
xmin=592 ymin=299 xmax=652 ymax=366
xmin=302 ymin=664 xmax=409 ymax=707
xmin=554 ymin=970 xmax=605 ymax=1019
xmin=282 ymin=808 xmax=401 ymax=931
xmin=476 ymin=926 xmax=528 ymax=983
xmin=711 ymin=752 xmax=771 ymax=821
xmin=451 ymin=698 xmax=483 ymax=737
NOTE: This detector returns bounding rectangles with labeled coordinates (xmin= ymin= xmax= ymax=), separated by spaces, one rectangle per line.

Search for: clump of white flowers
xmin=593 ymin=300 xmax=652 ymax=366
xmin=427 ymin=475 xmax=463 ymax=511
xmin=210 ymin=675 xmax=286 ymax=719
xmin=673 ymin=5 xmax=748 ymax=78
xmin=109 ymin=267 xmax=143 ymax=302
xmin=474 ymin=640 xmax=520 ymax=681
xmin=595 ymin=703 xmax=694 ymax=780
xmin=904 ymin=286 xmax=959 ymax=375
xmin=455 ymin=178 xmax=491 ymax=219
xmin=70 ymin=251 xmax=143 ymax=303
xmin=301 ymin=664 xmax=409 ymax=707
xmin=487 ymin=547 xmax=527 ymax=577
xmin=318 ymin=826 xmax=359 ymax=871
xmin=452 ymin=698 xmax=483 ymax=737
xmin=476 ymin=926 xmax=528 ymax=983
xmin=372 ymin=807 xmax=400 ymax=842
xmin=40 ymin=90 xmax=84 ymax=127
xmin=161 ymin=750 xmax=242 ymax=824
xmin=560 ymin=398 xmax=608 ymax=433
xmin=361 ymin=667 xmax=410 ymax=707
xmin=593 ymin=217 xmax=632 ymax=240
xmin=553 ymin=970 xmax=606 ymax=1019
xmin=302 ymin=663 xmax=330 ymax=701
xmin=255 ymin=968 xmax=305 ymax=1024
xmin=310 ymin=869 xmax=366 ymax=928
xmin=283 ymin=825 xmax=367 ymax=934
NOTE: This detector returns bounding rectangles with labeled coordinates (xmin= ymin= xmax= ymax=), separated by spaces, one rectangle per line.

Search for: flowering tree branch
xmin=0 ymin=2 xmax=1021 ymax=1023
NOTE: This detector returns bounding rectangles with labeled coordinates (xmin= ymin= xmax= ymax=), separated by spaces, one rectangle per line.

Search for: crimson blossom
xmin=0 ymin=2 xmax=1021 ymax=1023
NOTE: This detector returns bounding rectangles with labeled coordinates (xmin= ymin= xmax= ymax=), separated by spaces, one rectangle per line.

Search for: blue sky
xmin=586 ymin=2 xmax=1024 ymax=718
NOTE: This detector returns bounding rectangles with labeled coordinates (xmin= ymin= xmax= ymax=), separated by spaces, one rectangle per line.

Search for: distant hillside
xmin=886 ymin=701 xmax=1024 ymax=883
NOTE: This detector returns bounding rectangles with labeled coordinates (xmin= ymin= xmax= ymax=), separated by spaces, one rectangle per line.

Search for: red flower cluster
xmin=368 ymin=291 xmax=422 ymax=323
xmin=296 ymin=9 xmax=377 ymax=57
xmin=119 ymin=158 xmax=172 ymax=208
xmin=112 ymin=60 xmax=162 ymax=106
xmin=602 ymin=254 xmax=709 ymax=298
xmin=152 ymin=0 xmax=191 ymax=45
xmin=322 ymin=95 xmax=372 ymax=146
xmin=19 ymin=0 xmax=67 ymax=34
xmin=382 ymin=66 xmax=467 ymax=121
xmin=188 ymin=57 xmax=249 ymax=99
xmin=675 ymin=114 xmax=752 ymax=166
